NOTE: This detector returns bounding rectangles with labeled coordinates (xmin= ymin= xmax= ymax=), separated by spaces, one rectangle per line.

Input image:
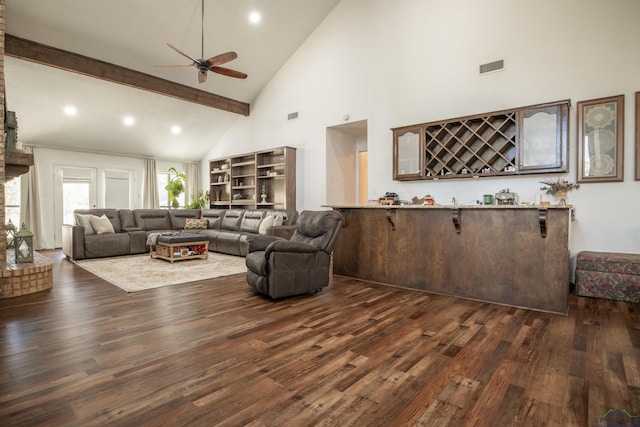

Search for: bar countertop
xmin=324 ymin=204 xmax=572 ymax=209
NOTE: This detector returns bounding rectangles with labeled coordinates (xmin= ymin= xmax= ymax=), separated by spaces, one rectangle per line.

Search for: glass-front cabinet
xmin=517 ymin=101 xmax=568 ymax=173
xmin=393 ymin=125 xmax=424 ymax=180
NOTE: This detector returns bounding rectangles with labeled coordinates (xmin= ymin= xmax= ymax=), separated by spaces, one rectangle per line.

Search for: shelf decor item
xmin=5 ymin=219 xmax=16 ymax=249
xmin=577 ymin=95 xmax=624 ymax=183
xmin=260 ymin=184 xmax=267 ymax=203
xmin=540 ymin=178 xmax=580 ymax=206
xmin=14 ymin=222 xmax=34 ymax=263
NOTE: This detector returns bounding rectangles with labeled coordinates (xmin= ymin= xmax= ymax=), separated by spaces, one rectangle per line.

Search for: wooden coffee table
xmin=150 ymin=233 xmax=209 ymax=263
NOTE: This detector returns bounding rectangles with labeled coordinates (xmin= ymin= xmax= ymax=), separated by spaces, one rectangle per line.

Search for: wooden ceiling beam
xmin=4 ymin=34 xmax=250 ymax=116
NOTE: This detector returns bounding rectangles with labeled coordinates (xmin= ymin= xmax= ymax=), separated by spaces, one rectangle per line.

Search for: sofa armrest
xmin=62 ymin=224 xmax=86 ymax=260
xmin=246 ymin=234 xmax=284 ymax=253
xmin=265 ymin=240 xmax=318 ymax=257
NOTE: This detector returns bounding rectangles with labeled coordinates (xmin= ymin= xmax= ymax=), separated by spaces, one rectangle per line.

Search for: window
xmin=157 ymin=170 xmax=185 ymax=208
xmin=5 ymin=177 xmax=20 ymax=227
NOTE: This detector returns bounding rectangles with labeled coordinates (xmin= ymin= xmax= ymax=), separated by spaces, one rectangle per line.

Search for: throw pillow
xmin=75 ymin=213 xmax=96 ymax=235
xmin=258 ymin=215 xmax=274 ymax=235
xmin=89 ymin=214 xmax=115 ymax=234
xmin=273 ymin=214 xmax=284 ymax=227
xmin=184 ymin=218 xmax=208 ymax=230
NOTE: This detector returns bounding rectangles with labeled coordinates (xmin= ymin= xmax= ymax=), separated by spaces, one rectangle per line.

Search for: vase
xmin=553 ymin=190 xmax=568 ymax=206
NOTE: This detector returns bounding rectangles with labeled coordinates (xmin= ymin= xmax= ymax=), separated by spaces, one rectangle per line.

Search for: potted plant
xmin=165 ymin=167 xmax=187 ymax=208
xmin=188 ymin=189 xmax=210 ymax=209
xmin=539 ymin=178 xmax=580 ymax=205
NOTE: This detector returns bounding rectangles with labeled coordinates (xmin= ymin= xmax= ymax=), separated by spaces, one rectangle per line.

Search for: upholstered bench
xmin=574 ymin=251 xmax=640 ymax=303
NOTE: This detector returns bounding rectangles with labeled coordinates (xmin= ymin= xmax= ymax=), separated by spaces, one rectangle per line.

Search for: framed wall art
xmin=577 ymin=94 xmax=624 ymax=183
xmin=636 ymin=91 xmax=640 ymax=181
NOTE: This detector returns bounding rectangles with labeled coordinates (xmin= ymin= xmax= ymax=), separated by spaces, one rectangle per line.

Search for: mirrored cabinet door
xmin=393 ymin=126 xmax=424 ymax=180
xmin=517 ymin=101 xmax=568 ymax=173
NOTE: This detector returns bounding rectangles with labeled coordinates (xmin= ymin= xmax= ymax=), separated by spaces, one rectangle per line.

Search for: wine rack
xmin=424 ymin=112 xmax=516 ymax=177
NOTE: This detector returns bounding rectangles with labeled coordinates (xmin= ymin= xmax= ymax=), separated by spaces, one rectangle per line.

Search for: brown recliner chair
xmin=245 ymin=210 xmax=342 ymax=298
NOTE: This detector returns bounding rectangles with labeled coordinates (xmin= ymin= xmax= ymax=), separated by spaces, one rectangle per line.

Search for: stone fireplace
xmin=0 ymin=1 xmax=54 ymax=299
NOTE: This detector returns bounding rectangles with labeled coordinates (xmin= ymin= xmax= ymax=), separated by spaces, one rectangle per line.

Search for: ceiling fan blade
xmin=198 ymin=70 xmax=208 ymax=83
xmin=167 ymin=42 xmax=199 ymax=64
xmin=210 ymin=66 xmax=248 ymax=79
xmin=206 ymin=51 xmax=238 ymax=67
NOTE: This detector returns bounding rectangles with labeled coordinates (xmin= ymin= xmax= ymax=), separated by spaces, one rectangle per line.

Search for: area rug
xmin=72 ymin=253 xmax=247 ymax=292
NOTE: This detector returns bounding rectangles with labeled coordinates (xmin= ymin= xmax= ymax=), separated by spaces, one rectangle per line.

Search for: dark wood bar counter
xmin=327 ymin=205 xmax=572 ymax=314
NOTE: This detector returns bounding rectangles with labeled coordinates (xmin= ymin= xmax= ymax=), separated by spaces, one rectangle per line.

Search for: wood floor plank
xmin=1 ymin=249 xmax=639 ymax=426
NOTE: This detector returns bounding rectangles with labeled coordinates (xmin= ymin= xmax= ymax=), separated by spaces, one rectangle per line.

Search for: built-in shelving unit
xmin=392 ymin=100 xmax=569 ymax=181
xmin=209 ymin=146 xmax=296 ymax=210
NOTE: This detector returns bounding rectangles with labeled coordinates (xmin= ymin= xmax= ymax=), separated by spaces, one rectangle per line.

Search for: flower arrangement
xmin=539 ymin=178 xmax=580 ymax=195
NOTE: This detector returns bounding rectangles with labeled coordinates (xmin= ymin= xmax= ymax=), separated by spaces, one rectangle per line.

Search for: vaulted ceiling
xmin=4 ymin=0 xmax=340 ymax=161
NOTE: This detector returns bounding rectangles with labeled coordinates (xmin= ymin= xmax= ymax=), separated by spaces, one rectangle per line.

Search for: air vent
xmin=479 ymin=59 xmax=504 ymax=75
xmin=288 ymin=112 xmax=299 ymax=120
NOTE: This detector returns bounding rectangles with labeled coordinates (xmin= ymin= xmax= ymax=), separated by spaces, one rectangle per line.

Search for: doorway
xmin=326 ymin=120 xmax=368 ymax=206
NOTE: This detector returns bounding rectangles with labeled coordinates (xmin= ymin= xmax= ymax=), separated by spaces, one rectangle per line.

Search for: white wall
xmin=200 ymin=0 xmax=640 ymax=257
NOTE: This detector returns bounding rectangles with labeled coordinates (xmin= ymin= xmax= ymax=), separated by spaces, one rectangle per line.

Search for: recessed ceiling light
xmin=249 ymin=11 xmax=261 ymax=24
xmin=171 ymin=125 xmax=182 ymax=135
xmin=123 ymin=116 xmax=135 ymax=126
xmin=63 ymin=105 xmax=77 ymax=116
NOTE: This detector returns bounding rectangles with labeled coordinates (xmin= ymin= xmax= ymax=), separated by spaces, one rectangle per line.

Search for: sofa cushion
xmin=133 ymin=209 xmax=172 ymax=230
xmin=169 ymin=209 xmax=202 ymax=229
xmin=75 ymin=213 xmax=95 ymax=235
xmin=240 ymin=210 xmax=265 ymax=234
xmin=119 ymin=209 xmax=137 ymax=229
xmin=215 ymin=230 xmax=243 ymax=255
xmin=90 ymin=215 xmax=116 ymax=234
xmin=259 ymin=215 xmax=274 ymax=235
xmin=221 ymin=209 xmax=245 ymax=231
xmin=84 ymin=233 xmax=130 ymax=258
xmin=185 ymin=218 xmax=208 ymax=230
xmin=264 ymin=209 xmax=298 ymax=225
xmin=201 ymin=209 xmax=227 ymax=229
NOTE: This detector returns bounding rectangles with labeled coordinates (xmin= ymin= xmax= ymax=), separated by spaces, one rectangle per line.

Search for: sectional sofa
xmin=62 ymin=208 xmax=297 ymax=260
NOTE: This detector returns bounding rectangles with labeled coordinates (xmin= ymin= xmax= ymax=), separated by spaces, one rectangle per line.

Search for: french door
xmin=54 ymin=166 xmax=97 ymax=247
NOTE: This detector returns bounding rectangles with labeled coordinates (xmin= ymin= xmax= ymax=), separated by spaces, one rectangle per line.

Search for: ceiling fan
xmin=156 ymin=0 xmax=247 ymax=83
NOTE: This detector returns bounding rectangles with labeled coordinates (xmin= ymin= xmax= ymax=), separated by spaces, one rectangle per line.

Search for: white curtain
xmin=20 ymin=145 xmax=45 ymax=250
xmin=185 ymin=162 xmax=199 ymax=208
xmin=143 ymin=159 xmax=159 ymax=209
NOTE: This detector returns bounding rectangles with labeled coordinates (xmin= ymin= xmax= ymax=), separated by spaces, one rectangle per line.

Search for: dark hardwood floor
xmin=0 ymin=250 xmax=639 ymax=426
